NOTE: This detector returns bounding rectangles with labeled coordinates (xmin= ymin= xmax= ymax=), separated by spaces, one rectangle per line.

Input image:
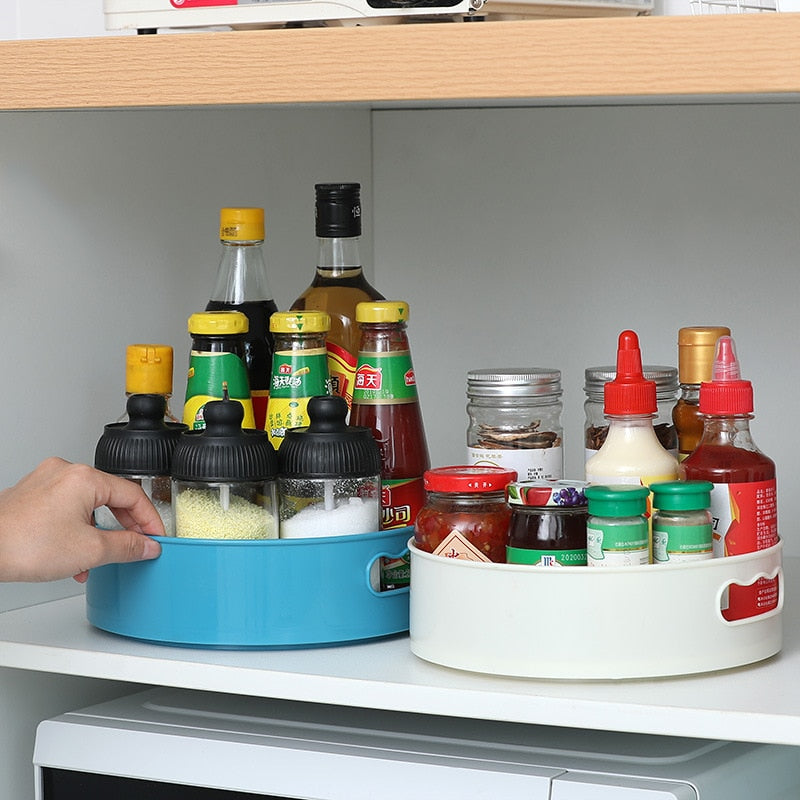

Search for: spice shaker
xmin=506 ymin=480 xmax=588 ymax=566
xmin=94 ymin=393 xmax=187 ymax=536
xmin=584 ymin=364 xmax=678 ymax=462
xmin=584 ymin=484 xmax=650 ymax=567
xmin=466 ymin=368 xmax=563 ymax=482
xmin=650 ymin=480 xmax=714 ymax=564
xmin=172 ymin=391 xmax=279 ymax=540
xmin=278 ymin=394 xmax=381 ymax=539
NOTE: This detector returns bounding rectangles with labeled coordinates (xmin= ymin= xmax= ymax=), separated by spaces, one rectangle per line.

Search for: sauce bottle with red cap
xmin=682 ymin=335 xmax=779 ymax=620
xmin=585 ymin=331 xmax=679 ymax=560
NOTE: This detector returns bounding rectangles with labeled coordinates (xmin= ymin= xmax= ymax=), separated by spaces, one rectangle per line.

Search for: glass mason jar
xmin=466 ymin=368 xmax=563 ymax=482
xmin=584 ymin=364 xmax=678 ymax=463
xmin=414 ymin=465 xmax=516 ymax=563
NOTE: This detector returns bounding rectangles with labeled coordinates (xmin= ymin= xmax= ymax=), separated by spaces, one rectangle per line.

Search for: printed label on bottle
xmin=183 ymin=352 xmax=255 ymax=430
xmin=266 ymin=348 xmax=330 ymax=447
xmin=432 ymin=530 xmax=492 ymax=562
xmin=250 ymin=389 xmax=269 ymax=432
xmin=353 ymin=351 xmax=419 ymax=404
xmin=381 ymin=477 xmax=425 ymax=530
xmin=506 ymin=547 xmax=587 ymax=566
xmin=587 ymin=523 xmax=649 ymax=567
xmin=652 ymin=523 xmax=713 ymax=563
xmin=468 ymin=446 xmax=563 ymax=482
xmin=327 ymin=341 xmax=356 ymax=408
xmin=708 ymin=479 xmax=779 ymax=620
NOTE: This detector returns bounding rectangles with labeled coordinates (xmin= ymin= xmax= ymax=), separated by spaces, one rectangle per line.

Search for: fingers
xmin=93 ymin=472 xmax=167 ymax=537
xmin=94 ymin=527 xmax=162 ymax=569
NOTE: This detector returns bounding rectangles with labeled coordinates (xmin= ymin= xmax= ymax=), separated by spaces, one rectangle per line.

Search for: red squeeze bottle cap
xmin=699 ymin=335 xmax=754 ymax=415
xmin=603 ymin=330 xmax=657 ymax=416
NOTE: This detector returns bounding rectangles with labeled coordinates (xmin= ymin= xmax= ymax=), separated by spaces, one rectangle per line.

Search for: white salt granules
xmin=175 ymin=488 xmax=277 ymax=540
xmin=280 ymin=496 xmax=379 ymax=539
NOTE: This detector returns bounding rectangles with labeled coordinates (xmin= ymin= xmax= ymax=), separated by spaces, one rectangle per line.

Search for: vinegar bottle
xmin=350 ymin=301 xmax=430 ymax=590
xmin=585 ymin=330 xmax=679 ymax=560
xmin=682 ymin=335 xmax=779 ymax=621
xmin=672 ymin=326 xmax=730 ymax=461
xmin=290 ymin=183 xmax=384 ymax=408
xmin=206 ymin=207 xmax=279 ymax=431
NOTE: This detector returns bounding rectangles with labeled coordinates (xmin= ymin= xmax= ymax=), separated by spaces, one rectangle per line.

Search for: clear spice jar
xmin=506 ymin=480 xmax=588 ymax=566
xmin=414 ymin=465 xmax=516 ymax=563
xmin=171 ymin=392 xmax=279 ymax=540
xmin=466 ymin=368 xmax=563 ymax=482
xmin=584 ymin=364 xmax=678 ymax=462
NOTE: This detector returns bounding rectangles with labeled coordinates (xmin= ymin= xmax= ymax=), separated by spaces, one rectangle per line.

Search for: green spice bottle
xmin=585 ymin=485 xmax=649 ymax=567
xmin=651 ymin=480 xmax=714 ymax=564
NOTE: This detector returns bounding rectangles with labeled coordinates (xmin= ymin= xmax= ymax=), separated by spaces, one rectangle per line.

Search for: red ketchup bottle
xmin=350 ymin=301 xmax=430 ymax=589
xmin=682 ymin=335 xmax=779 ymax=621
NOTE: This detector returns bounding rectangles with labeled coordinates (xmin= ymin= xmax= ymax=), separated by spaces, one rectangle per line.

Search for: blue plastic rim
xmin=86 ymin=527 xmax=412 ymax=649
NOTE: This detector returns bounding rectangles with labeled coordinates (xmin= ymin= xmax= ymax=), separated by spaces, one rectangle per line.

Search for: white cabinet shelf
xmin=1 ymin=557 xmax=799 ymax=746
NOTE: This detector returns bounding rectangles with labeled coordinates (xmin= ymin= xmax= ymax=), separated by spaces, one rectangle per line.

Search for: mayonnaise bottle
xmin=585 ymin=330 xmax=679 ymax=560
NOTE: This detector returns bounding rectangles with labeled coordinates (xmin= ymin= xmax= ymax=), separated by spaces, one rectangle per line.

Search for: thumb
xmin=96 ymin=528 xmax=162 ymax=569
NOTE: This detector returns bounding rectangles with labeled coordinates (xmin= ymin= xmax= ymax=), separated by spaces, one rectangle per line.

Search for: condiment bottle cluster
xmin=415 ymin=326 xmax=779 ymax=623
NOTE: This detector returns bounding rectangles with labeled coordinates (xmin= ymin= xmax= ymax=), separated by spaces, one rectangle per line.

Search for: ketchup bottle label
xmin=353 ymin=352 xmax=418 ymax=403
xmin=709 ymin=478 xmax=779 ymax=619
xmin=381 ymin=477 xmax=425 ymax=530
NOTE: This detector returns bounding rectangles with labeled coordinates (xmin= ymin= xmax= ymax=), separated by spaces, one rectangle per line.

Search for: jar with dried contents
xmin=414 ymin=465 xmax=516 ymax=563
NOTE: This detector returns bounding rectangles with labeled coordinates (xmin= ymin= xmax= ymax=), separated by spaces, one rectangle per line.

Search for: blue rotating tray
xmin=86 ymin=527 xmax=411 ymax=649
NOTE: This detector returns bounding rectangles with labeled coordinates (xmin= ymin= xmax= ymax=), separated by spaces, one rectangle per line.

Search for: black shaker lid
xmin=171 ymin=393 xmax=277 ymax=482
xmin=315 ymin=182 xmax=361 ymax=238
xmin=279 ymin=395 xmax=380 ymax=479
xmin=94 ymin=394 xmax=187 ymax=477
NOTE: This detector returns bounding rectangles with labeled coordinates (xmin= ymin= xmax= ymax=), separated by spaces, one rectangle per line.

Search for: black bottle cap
xmin=279 ymin=395 xmax=380 ymax=479
xmin=171 ymin=394 xmax=277 ymax=482
xmin=94 ymin=394 xmax=187 ymax=477
xmin=315 ymin=183 xmax=361 ymax=238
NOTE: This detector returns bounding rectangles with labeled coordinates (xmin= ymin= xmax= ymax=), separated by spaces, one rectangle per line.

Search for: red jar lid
xmin=423 ymin=465 xmax=517 ymax=494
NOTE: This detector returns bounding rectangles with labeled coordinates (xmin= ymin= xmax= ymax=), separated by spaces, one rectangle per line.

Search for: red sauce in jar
xmin=414 ymin=466 xmax=516 ymax=563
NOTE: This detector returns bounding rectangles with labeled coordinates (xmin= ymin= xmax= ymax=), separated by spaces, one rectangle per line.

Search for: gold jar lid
xmin=677 ymin=326 xmax=731 ymax=384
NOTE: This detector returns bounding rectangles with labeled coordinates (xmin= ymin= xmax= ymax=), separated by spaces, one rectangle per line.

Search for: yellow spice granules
xmin=175 ymin=488 xmax=277 ymax=540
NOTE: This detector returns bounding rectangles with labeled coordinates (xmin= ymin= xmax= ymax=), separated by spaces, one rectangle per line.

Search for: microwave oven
xmin=34 ymin=686 xmax=800 ymax=799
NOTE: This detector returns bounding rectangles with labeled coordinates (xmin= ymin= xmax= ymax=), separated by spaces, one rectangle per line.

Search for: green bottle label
xmin=653 ymin=522 xmax=713 ymax=563
xmin=184 ymin=352 xmax=255 ymax=430
xmin=269 ymin=348 xmax=330 ymax=399
xmin=353 ymin=351 xmax=418 ymax=404
xmin=506 ymin=547 xmax=587 ymax=566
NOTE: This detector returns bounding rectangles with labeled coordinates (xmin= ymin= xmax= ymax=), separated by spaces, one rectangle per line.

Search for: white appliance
xmin=34 ymin=687 xmax=800 ymax=799
xmin=103 ymin=0 xmax=652 ymax=32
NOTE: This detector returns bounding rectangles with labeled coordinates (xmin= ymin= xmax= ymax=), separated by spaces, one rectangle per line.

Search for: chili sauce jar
xmin=506 ymin=480 xmax=588 ymax=566
xmin=651 ymin=480 xmax=714 ymax=564
xmin=414 ymin=465 xmax=516 ymax=563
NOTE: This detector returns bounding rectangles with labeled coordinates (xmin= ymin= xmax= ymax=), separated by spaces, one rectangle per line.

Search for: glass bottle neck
xmin=210 ymin=239 xmax=272 ymax=303
xmin=698 ymin=415 xmax=756 ymax=447
xmin=317 ymin=236 xmax=363 ymax=276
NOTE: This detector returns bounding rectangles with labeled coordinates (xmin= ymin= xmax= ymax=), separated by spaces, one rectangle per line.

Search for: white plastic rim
xmin=409 ymin=539 xmax=783 ymax=680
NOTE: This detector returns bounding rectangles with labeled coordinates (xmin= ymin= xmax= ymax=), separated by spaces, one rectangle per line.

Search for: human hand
xmin=0 ymin=457 xmax=163 ymax=583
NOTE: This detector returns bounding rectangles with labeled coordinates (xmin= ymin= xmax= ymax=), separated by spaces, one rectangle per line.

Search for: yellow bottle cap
xmin=356 ymin=301 xmax=409 ymax=324
xmin=677 ymin=326 xmax=731 ymax=384
xmin=125 ymin=344 xmax=173 ymax=395
xmin=188 ymin=311 xmax=249 ymax=335
xmin=219 ymin=207 xmax=264 ymax=242
xmin=269 ymin=311 xmax=331 ymax=334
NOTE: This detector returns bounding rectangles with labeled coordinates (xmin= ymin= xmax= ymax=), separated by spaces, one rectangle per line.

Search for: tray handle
xmin=714 ymin=563 xmax=784 ymax=626
xmin=366 ymin=548 xmax=411 ymax=597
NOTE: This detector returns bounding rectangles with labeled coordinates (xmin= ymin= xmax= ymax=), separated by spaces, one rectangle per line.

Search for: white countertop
xmin=2 ymin=559 xmax=799 ymax=747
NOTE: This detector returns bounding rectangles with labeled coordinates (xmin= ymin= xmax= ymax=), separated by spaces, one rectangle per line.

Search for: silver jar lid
xmin=584 ymin=364 xmax=678 ymax=401
xmin=467 ymin=368 xmax=562 ymax=398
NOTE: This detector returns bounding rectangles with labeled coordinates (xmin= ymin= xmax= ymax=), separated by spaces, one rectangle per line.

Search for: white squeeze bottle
xmin=585 ymin=330 xmax=679 ymax=555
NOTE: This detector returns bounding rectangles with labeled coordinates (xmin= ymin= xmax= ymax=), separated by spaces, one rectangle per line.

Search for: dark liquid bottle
xmin=351 ymin=301 xmax=429 ymax=589
xmin=290 ymin=183 xmax=383 ymax=408
xmin=682 ymin=335 xmax=778 ymax=620
xmin=206 ymin=208 xmax=278 ymax=431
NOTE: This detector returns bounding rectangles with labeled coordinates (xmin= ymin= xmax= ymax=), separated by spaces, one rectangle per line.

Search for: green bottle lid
xmin=650 ymin=480 xmax=713 ymax=511
xmin=585 ymin=484 xmax=649 ymax=517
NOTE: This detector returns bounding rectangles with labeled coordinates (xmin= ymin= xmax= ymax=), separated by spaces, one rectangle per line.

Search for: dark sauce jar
xmin=506 ymin=480 xmax=588 ymax=566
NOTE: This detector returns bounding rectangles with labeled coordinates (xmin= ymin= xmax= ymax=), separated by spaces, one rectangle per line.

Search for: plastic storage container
xmin=409 ymin=539 xmax=783 ymax=679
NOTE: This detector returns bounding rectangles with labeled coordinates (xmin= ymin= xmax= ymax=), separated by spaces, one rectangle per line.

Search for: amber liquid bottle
xmin=672 ymin=325 xmax=730 ymax=461
xmin=351 ymin=301 xmax=430 ymax=589
xmin=206 ymin=207 xmax=278 ymax=431
xmin=290 ymin=183 xmax=383 ymax=409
